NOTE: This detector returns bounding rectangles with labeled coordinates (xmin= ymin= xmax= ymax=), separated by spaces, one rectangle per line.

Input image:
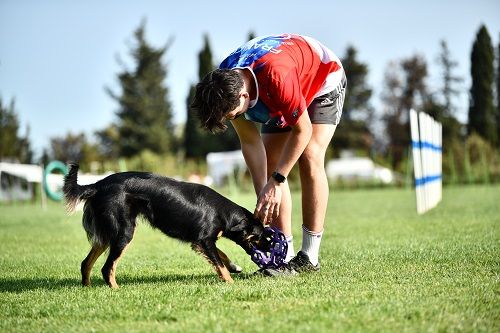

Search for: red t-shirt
xmin=220 ymin=34 xmax=343 ymax=127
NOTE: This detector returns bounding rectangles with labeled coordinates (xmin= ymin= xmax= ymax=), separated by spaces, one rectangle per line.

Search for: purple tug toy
xmin=250 ymin=227 xmax=288 ymax=269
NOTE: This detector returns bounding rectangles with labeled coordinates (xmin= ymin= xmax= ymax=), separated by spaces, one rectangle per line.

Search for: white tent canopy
xmin=0 ymin=162 xmax=43 ymax=183
xmin=326 ymin=157 xmax=394 ymax=184
xmin=206 ymin=150 xmax=247 ymax=186
xmin=0 ymin=162 xmax=108 ymax=202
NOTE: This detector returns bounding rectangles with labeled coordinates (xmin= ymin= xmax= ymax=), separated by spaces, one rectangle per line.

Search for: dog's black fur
xmin=63 ymin=164 xmax=267 ymax=287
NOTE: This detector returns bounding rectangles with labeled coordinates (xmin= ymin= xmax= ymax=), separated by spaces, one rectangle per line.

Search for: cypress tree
xmin=437 ymin=40 xmax=462 ymax=119
xmin=184 ymin=34 xmax=240 ymax=161
xmin=184 ymin=85 xmax=204 ymax=158
xmin=201 ymin=35 xmax=240 ymax=153
xmin=184 ymin=34 xmax=215 ymax=160
xmin=434 ymin=40 xmax=463 ymax=145
xmin=468 ymin=25 xmax=496 ymax=145
xmin=335 ymin=45 xmax=374 ymax=156
xmin=247 ymin=31 xmax=256 ymax=41
xmin=496 ymin=37 xmax=500 ymax=147
xmin=198 ymin=34 xmax=213 ymax=79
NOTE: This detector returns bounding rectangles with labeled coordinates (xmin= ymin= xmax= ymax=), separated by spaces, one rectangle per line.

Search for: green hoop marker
xmin=43 ymin=161 xmax=68 ymax=201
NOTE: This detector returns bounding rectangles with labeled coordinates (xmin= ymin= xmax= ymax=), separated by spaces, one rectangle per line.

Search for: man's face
xmin=225 ymin=91 xmax=250 ymax=121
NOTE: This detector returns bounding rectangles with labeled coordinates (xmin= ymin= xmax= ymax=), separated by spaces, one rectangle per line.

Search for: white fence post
xmin=409 ymin=109 xmax=442 ymax=214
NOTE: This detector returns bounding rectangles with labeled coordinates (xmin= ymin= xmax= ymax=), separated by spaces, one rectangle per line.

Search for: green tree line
xmin=1 ymin=23 xmax=499 ymax=184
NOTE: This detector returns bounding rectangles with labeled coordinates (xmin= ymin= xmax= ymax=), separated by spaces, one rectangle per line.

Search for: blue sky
xmin=1 ymin=0 xmax=499 ymax=156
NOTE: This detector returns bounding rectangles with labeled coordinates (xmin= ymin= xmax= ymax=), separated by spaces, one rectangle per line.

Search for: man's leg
xmin=297 ymin=124 xmax=336 ymax=266
xmin=262 ymin=132 xmax=295 ymax=261
xmin=258 ymin=124 xmax=336 ymax=276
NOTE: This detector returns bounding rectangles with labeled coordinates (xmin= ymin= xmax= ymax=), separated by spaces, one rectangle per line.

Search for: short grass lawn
xmin=0 ymin=184 xmax=498 ymax=332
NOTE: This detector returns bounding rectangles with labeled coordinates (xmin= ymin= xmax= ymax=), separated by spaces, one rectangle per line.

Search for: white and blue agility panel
xmin=409 ymin=109 xmax=442 ymax=214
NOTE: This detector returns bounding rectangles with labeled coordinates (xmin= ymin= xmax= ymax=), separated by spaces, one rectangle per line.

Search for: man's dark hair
xmin=191 ymin=69 xmax=243 ymax=133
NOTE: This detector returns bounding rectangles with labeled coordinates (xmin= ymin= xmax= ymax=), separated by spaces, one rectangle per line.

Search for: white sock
xmin=301 ymin=225 xmax=323 ymax=266
xmin=285 ymin=235 xmax=295 ymax=263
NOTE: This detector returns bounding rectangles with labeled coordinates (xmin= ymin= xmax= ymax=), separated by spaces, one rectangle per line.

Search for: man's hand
xmin=254 ymin=179 xmax=282 ymax=225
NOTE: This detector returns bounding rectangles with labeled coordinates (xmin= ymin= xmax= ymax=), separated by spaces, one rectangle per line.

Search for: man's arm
xmin=231 ymin=116 xmax=267 ymax=195
xmin=255 ymin=111 xmax=313 ymax=224
xmin=274 ymin=110 xmax=313 ymax=178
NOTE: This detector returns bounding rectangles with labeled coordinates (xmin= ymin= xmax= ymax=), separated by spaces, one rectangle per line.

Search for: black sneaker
xmin=258 ymin=251 xmax=320 ymax=277
xmin=259 ymin=264 xmax=298 ymax=277
xmin=288 ymin=251 xmax=320 ymax=272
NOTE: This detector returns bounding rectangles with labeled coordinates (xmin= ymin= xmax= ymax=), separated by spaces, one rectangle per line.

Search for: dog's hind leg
xmin=101 ymin=233 xmax=133 ymax=289
xmin=216 ymin=248 xmax=243 ymax=273
xmin=81 ymin=244 xmax=107 ymax=286
xmin=192 ymin=240 xmax=234 ymax=283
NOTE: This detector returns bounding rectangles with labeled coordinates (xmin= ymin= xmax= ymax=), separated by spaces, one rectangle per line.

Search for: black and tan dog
xmin=63 ymin=164 xmax=268 ymax=288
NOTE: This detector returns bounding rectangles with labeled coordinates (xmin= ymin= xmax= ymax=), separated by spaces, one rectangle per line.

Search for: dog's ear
xmin=229 ymin=219 xmax=248 ymax=233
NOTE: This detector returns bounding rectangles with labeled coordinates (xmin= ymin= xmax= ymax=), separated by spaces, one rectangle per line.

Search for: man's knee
xmin=299 ymin=148 xmax=325 ymax=174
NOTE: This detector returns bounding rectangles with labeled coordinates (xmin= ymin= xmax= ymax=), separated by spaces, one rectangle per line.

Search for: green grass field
xmin=0 ymin=185 xmax=498 ymax=332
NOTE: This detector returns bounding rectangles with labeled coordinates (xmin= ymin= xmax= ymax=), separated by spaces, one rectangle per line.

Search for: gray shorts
xmin=261 ymin=71 xmax=347 ymax=134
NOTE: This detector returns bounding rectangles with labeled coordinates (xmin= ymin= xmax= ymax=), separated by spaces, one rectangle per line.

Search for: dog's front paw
xmin=228 ymin=262 xmax=243 ymax=273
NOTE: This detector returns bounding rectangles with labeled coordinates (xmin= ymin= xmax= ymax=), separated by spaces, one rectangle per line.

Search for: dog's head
xmin=225 ymin=213 xmax=271 ymax=255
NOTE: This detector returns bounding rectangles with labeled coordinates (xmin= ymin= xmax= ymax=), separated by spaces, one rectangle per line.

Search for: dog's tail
xmin=63 ymin=163 xmax=97 ymax=214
